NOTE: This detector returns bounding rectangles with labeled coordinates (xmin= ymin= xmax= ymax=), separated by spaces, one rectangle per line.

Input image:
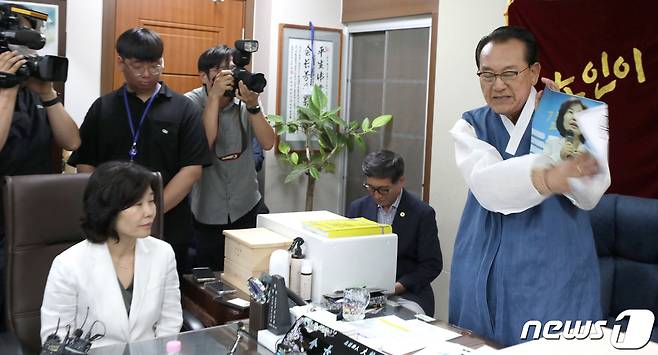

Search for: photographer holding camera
xmin=0 ymin=4 xmax=79 ymax=331
xmin=185 ymin=43 xmax=275 ymax=271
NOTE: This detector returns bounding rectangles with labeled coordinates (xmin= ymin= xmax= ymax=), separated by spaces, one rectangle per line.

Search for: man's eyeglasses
xmin=477 ymin=66 xmax=529 ymax=83
xmin=362 ymin=183 xmax=391 ymax=195
xmin=121 ymin=58 xmax=163 ymax=77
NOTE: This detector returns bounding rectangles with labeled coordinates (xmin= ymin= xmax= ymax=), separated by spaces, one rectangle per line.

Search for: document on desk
xmin=351 ymin=316 xmax=461 ymax=354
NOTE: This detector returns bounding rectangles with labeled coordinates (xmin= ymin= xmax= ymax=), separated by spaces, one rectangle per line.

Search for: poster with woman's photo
xmin=530 ymin=89 xmax=606 ymax=163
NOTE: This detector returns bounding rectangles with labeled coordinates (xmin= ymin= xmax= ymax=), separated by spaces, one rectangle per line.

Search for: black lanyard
xmin=207 ymin=92 xmax=248 ymax=161
xmin=123 ymin=83 xmax=161 ymax=161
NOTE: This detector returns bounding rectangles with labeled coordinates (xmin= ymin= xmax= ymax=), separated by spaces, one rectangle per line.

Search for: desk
xmin=88 ymin=323 xmax=269 ymax=355
xmin=180 ymin=274 xmax=250 ymax=327
xmin=363 ymin=305 xmax=500 ymax=350
xmin=85 ymin=306 xmax=498 ymax=355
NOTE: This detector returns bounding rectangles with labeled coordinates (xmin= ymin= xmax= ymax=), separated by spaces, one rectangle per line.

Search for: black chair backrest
xmin=590 ymin=194 xmax=658 ymax=322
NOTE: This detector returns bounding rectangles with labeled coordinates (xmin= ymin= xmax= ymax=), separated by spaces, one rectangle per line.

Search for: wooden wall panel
xmin=342 ymin=0 xmax=438 ymax=23
xmin=102 ymin=0 xmax=250 ymax=95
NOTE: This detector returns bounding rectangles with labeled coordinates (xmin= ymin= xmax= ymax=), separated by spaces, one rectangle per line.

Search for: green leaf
xmin=324 ymin=162 xmax=336 ymax=174
xmin=310 ymin=153 xmax=324 ymax=165
xmin=333 ymin=115 xmax=348 ymax=128
xmin=275 ymin=124 xmax=287 ymax=135
xmin=361 ymin=117 xmax=370 ymax=132
xmin=307 ymin=100 xmax=321 ymax=116
xmin=325 ymin=127 xmax=338 ymax=147
xmin=290 ymin=152 xmax=299 ymax=165
xmin=345 ymin=135 xmax=354 ymax=151
xmin=284 ymin=166 xmax=307 ymax=183
xmin=267 ymin=115 xmax=284 ymax=124
xmin=371 ymin=114 xmax=393 ymax=128
xmin=311 ymin=85 xmax=328 ymax=110
xmin=318 ymin=135 xmax=328 ymax=150
xmin=336 ymin=134 xmax=349 ymax=147
xmin=322 ymin=107 xmax=344 ymax=126
xmin=328 ymin=106 xmax=341 ymax=116
xmin=309 ymin=166 xmax=320 ymax=180
xmin=297 ymin=109 xmax=310 ymax=122
xmin=278 ymin=141 xmax=291 ymax=155
xmin=355 ymin=135 xmax=366 ymax=150
xmin=299 ymin=106 xmax=320 ymax=121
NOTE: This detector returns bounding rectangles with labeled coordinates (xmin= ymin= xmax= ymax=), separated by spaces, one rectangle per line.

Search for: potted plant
xmin=268 ymin=85 xmax=392 ymax=211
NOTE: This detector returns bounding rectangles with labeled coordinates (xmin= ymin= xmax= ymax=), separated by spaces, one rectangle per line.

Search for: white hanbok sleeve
xmin=450 ymin=118 xmax=550 ymax=214
xmin=564 ymin=163 xmax=611 ymax=210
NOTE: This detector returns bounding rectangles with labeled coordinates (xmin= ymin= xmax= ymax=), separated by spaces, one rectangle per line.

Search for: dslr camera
xmin=224 ymin=39 xmax=267 ymax=97
xmin=0 ymin=4 xmax=68 ymax=88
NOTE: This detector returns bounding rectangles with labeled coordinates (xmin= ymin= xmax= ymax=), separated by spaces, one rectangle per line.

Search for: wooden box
xmin=222 ymin=228 xmax=291 ymax=294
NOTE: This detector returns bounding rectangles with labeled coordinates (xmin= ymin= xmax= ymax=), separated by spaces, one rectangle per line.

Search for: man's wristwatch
xmin=246 ymin=104 xmax=261 ymax=114
xmin=42 ymin=96 xmax=61 ymax=107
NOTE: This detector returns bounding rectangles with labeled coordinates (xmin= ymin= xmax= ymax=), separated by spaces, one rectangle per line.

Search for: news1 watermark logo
xmin=520 ymin=309 xmax=655 ymax=349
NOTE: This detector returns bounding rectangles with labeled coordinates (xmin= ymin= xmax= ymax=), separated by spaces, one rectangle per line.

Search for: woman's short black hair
xmin=197 ymin=45 xmax=233 ymax=76
xmin=556 ymin=98 xmax=587 ymax=141
xmin=116 ymin=28 xmax=163 ymax=62
xmin=81 ymin=161 xmax=158 ymax=244
xmin=362 ymin=150 xmax=405 ymax=183
xmin=475 ymin=26 xmax=539 ymax=69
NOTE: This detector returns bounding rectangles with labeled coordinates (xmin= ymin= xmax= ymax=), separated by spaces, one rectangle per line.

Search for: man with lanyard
xmin=68 ymin=28 xmax=211 ymax=275
xmin=185 ymin=45 xmax=275 ymax=271
xmin=0 ymin=4 xmax=80 ymax=330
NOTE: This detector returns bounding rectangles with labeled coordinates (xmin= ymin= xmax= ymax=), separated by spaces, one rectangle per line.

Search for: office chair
xmin=2 ymin=172 xmax=163 ymax=352
xmin=590 ymin=194 xmax=658 ymax=342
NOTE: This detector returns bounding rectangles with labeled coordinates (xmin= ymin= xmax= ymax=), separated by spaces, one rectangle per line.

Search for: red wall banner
xmin=508 ymin=0 xmax=658 ymax=198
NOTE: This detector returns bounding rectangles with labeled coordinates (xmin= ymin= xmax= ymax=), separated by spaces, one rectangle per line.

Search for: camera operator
xmin=0 ymin=10 xmax=80 ymax=331
xmin=185 ymin=45 xmax=275 ymax=271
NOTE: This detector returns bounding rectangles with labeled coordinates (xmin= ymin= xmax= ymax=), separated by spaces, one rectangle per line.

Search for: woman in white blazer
xmin=40 ymin=161 xmax=182 ymax=348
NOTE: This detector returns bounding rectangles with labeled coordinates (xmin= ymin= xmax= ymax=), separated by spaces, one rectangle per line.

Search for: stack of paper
xmin=302 ymin=217 xmax=392 ymax=238
xmin=350 ymin=315 xmax=461 ymax=354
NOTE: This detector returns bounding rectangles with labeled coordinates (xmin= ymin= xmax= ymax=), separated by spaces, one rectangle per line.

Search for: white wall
xmin=64 ymin=0 xmax=103 ymax=126
xmin=253 ymin=0 xmax=344 ymax=213
xmin=429 ymin=0 xmax=508 ymax=321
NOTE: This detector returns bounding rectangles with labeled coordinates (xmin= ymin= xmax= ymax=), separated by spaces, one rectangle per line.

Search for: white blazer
xmin=40 ymin=237 xmax=183 ymax=348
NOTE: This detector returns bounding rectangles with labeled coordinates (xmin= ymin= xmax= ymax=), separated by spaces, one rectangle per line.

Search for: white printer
xmin=257 ymin=211 xmax=397 ymax=303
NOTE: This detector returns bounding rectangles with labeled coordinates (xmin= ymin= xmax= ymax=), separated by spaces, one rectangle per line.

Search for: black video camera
xmin=224 ymin=39 xmax=267 ymax=97
xmin=0 ymin=4 xmax=68 ymax=88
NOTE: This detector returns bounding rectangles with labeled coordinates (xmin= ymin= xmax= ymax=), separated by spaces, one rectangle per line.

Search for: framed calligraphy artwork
xmin=276 ymin=23 xmax=342 ymax=148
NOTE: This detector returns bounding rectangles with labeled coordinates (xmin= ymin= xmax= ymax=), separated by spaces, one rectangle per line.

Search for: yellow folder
xmin=302 ymin=217 xmax=392 ymax=238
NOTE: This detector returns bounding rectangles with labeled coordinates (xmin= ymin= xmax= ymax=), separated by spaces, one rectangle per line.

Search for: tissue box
xmin=223 ymin=228 xmax=291 ymax=294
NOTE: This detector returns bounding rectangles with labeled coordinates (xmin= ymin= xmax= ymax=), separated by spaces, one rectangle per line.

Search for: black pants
xmin=193 ymin=198 xmax=269 ymax=271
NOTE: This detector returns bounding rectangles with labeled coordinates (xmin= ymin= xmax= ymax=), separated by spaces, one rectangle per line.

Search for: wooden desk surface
xmin=180 ymin=274 xmax=250 ymax=327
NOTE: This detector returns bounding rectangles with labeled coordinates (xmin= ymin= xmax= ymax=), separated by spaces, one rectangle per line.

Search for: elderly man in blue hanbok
xmin=448 ymin=26 xmax=611 ymax=346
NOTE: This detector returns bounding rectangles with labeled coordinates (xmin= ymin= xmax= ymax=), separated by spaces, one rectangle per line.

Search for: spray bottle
xmin=288 ymin=237 xmax=305 ymax=295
